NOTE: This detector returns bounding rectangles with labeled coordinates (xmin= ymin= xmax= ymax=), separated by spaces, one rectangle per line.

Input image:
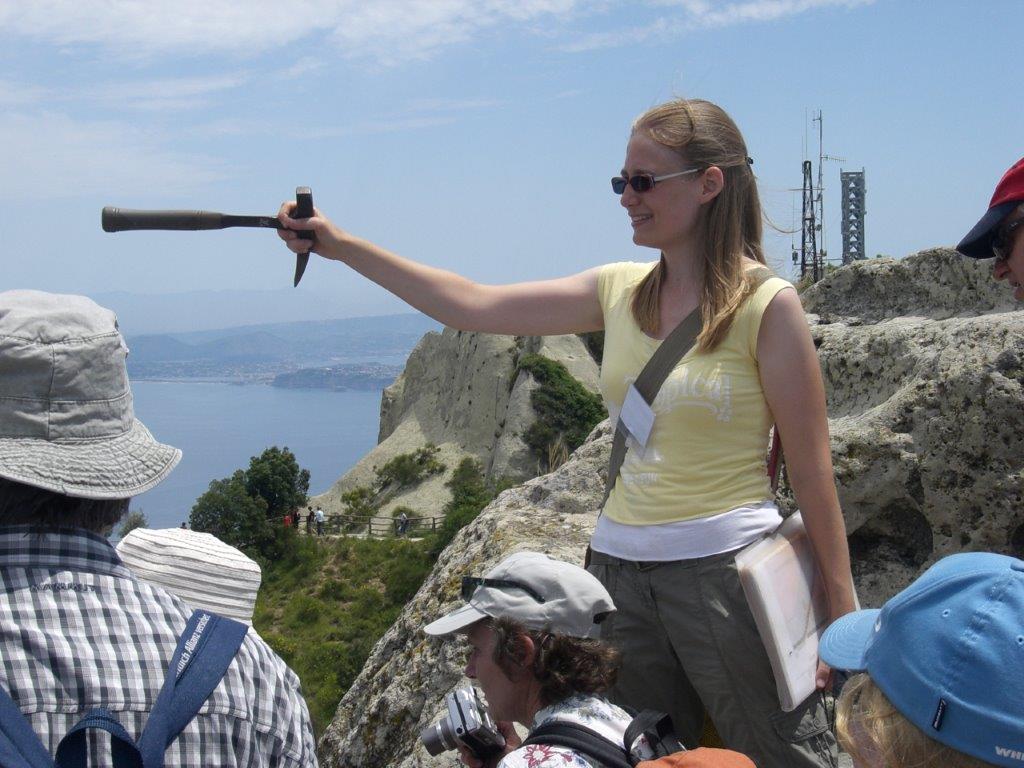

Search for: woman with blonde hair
xmin=279 ymin=97 xmax=856 ymax=767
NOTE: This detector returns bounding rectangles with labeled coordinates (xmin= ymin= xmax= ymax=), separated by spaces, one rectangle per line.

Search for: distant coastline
xmin=132 ymin=362 xmax=402 ymax=390
xmin=125 ymin=311 xmax=438 ymax=388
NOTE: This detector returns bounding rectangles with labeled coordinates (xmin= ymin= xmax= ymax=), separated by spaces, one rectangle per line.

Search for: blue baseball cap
xmin=820 ymin=552 xmax=1024 ymax=767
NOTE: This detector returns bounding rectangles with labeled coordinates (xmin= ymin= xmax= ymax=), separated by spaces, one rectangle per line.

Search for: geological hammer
xmin=102 ymin=187 xmax=315 ymax=286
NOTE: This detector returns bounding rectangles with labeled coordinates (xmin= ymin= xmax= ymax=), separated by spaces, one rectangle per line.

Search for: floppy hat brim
xmin=818 ymin=608 xmax=880 ymax=672
xmin=0 ymin=419 xmax=181 ymax=500
xmin=956 ymin=200 xmax=1019 ymax=259
xmin=423 ymin=603 xmax=489 ymax=636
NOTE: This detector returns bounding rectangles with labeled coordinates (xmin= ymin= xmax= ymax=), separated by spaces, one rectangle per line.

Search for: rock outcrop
xmin=311 ymin=330 xmax=599 ymax=518
xmin=800 ymin=248 xmax=1024 ymax=598
xmin=320 ymin=248 xmax=1024 ymax=767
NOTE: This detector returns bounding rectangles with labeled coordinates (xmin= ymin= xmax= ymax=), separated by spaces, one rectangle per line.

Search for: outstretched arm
xmin=278 ymin=203 xmax=603 ymax=336
xmin=757 ymin=288 xmax=857 ymax=685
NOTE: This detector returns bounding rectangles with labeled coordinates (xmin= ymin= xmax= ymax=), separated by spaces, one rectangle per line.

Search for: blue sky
xmin=1 ymin=0 xmax=1020 ymax=325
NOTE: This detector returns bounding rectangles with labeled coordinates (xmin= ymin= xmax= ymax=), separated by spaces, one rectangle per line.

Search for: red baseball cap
xmin=957 ymin=157 xmax=1024 ymax=258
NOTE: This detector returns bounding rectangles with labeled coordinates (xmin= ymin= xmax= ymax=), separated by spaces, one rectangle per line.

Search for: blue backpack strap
xmin=53 ymin=710 xmax=142 ymax=768
xmin=135 ymin=611 xmax=247 ymax=768
xmin=0 ymin=683 xmax=55 ymax=768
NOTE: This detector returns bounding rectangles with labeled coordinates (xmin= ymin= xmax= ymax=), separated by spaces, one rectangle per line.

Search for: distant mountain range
xmin=93 ymin=287 xmax=409 ymax=335
xmin=126 ymin=313 xmax=440 ymax=383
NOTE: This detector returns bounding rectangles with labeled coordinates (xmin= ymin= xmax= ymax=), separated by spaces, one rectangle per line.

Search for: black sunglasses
xmin=993 ymin=216 xmax=1024 ymax=261
xmin=611 ymin=167 xmax=701 ymax=195
xmin=461 ymin=576 xmax=546 ymax=604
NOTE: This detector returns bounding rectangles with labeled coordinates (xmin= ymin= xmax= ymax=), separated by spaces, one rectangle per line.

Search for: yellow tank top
xmin=598 ymin=261 xmax=792 ymax=525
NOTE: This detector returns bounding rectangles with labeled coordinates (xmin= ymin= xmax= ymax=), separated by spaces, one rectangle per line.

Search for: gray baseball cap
xmin=424 ymin=551 xmax=615 ymax=639
xmin=0 ymin=290 xmax=180 ymax=499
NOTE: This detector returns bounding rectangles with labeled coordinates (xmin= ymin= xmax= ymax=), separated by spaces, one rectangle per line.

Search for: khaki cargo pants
xmin=588 ymin=549 xmax=838 ymax=768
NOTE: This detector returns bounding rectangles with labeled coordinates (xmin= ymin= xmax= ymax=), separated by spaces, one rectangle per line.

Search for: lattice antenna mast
xmin=801 ymin=160 xmax=819 ymax=282
xmin=812 ymin=110 xmax=845 ymax=269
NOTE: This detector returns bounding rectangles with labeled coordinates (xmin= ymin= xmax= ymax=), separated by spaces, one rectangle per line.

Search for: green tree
xmin=375 ymin=444 xmax=445 ymax=490
xmin=190 ymin=470 xmax=271 ymax=551
xmin=244 ymin=446 xmax=310 ymax=520
xmin=117 ymin=509 xmax=148 ymax=539
xmin=341 ymin=486 xmax=376 ymax=517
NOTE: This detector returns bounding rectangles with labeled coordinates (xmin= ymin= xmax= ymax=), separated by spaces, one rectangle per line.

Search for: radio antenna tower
xmin=797 ymin=111 xmax=845 ymax=282
xmin=800 ymin=160 xmax=819 ymax=282
xmin=812 ymin=110 xmax=845 ymax=268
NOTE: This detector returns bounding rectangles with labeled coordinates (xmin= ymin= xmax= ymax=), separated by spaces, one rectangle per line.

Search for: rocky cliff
xmin=311 ymin=330 xmax=599 ymax=518
xmin=319 ymin=248 xmax=1024 ymax=767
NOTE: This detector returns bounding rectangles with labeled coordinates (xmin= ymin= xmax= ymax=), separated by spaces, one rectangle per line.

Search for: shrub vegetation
xmin=249 ymin=455 xmax=502 ymax=736
xmin=517 ymin=354 xmax=607 ymax=471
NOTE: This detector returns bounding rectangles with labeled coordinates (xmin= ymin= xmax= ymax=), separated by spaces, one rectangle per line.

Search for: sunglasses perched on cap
xmin=611 ymin=167 xmax=701 ymax=195
xmin=993 ymin=216 xmax=1024 ymax=261
xmin=461 ymin=576 xmax=546 ymax=604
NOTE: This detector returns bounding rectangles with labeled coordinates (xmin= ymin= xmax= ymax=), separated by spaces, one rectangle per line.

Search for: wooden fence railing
xmin=295 ymin=514 xmax=446 ymax=538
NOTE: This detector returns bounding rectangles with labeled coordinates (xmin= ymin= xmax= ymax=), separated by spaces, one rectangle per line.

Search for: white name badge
xmin=620 ymin=383 xmax=655 ymax=450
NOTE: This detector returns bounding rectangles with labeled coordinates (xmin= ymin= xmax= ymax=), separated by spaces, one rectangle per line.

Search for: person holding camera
xmin=280 ymin=97 xmax=855 ymax=766
xmin=424 ymin=551 xmax=757 ymax=768
xmin=424 ymin=551 xmax=637 ymax=767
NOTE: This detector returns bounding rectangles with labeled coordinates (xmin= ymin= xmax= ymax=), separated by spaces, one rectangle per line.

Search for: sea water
xmin=129 ymin=380 xmax=382 ymax=530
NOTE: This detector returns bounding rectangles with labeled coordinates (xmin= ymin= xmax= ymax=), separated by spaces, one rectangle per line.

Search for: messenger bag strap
xmin=600 ymin=266 xmax=777 ymax=509
xmin=600 ymin=306 xmax=702 ymax=508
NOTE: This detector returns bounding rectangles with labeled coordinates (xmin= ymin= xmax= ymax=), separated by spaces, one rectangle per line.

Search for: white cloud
xmin=0 ymin=111 xmax=225 ymax=200
xmin=0 ymin=0 xmax=581 ymax=65
xmin=670 ymin=0 xmax=875 ymax=27
xmin=562 ymin=0 xmax=875 ymax=52
xmin=1 ymin=0 xmax=871 ymax=65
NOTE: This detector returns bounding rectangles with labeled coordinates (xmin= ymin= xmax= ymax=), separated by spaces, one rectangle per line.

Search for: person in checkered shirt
xmin=0 ymin=290 xmax=318 ymax=767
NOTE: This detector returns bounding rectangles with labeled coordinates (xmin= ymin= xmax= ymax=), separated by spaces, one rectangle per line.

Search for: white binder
xmin=735 ymin=512 xmax=847 ymax=712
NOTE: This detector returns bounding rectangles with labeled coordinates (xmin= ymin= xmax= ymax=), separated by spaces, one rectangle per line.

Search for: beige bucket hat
xmin=0 ymin=290 xmax=180 ymax=499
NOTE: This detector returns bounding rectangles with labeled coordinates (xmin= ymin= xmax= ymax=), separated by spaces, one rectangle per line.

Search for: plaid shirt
xmin=0 ymin=526 xmax=317 ymax=767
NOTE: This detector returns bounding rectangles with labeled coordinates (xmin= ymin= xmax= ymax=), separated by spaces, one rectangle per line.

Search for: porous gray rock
xmin=796 ymin=249 xmax=1024 ymax=601
xmin=311 ymin=329 xmax=599 ymax=518
xmin=319 ymin=248 xmax=1024 ymax=767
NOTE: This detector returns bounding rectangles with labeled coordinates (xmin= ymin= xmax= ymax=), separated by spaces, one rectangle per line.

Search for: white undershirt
xmin=590 ymin=500 xmax=783 ymax=562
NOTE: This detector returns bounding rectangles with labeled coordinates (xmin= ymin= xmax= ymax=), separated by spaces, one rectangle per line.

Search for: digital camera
xmin=419 ymin=686 xmax=506 ymax=759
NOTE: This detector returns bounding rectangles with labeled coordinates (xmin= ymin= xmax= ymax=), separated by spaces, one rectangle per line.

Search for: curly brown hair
xmin=488 ymin=616 xmax=619 ymax=706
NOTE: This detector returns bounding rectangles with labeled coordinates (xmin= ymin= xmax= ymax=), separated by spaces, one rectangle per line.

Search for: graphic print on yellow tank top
xmin=597 ymin=261 xmax=791 ymax=525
